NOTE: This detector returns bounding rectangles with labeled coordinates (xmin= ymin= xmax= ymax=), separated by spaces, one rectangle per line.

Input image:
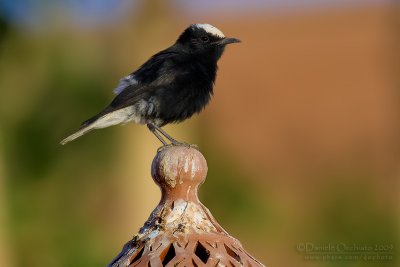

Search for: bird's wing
xmin=113 ymin=74 xmax=138 ymax=95
xmin=113 ymin=49 xmax=179 ymax=95
xmin=84 ymin=82 xmax=149 ymax=124
xmin=109 ymin=82 xmax=159 ymax=111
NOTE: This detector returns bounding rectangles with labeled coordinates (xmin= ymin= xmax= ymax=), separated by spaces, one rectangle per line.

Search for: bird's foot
xmin=188 ymin=143 xmax=199 ymax=150
xmin=157 ymin=142 xmax=199 ymax=152
xmin=172 ymin=141 xmax=199 ymax=150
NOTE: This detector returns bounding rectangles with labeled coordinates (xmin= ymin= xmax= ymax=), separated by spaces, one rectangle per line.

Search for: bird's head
xmin=176 ymin=24 xmax=240 ymax=59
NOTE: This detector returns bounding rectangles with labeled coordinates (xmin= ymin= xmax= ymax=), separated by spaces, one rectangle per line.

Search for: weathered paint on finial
xmin=109 ymin=145 xmax=265 ymax=267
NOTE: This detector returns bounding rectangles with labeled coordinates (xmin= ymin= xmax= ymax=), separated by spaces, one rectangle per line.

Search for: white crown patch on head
xmin=194 ymin=24 xmax=225 ymax=38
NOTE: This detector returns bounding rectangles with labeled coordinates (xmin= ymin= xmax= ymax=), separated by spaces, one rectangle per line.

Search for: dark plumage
xmin=61 ymin=24 xmax=240 ymax=145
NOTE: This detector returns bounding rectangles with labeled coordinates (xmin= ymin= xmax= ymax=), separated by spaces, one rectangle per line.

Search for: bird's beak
xmin=218 ymin=37 xmax=241 ymax=45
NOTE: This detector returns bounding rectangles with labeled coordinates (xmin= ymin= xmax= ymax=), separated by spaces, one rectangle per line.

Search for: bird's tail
xmin=60 ymin=123 xmax=96 ymax=145
xmin=60 ymin=106 xmax=130 ymax=145
xmin=60 ymin=108 xmax=108 ymax=145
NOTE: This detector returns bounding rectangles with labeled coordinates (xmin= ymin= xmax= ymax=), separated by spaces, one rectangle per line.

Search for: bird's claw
xmin=157 ymin=142 xmax=199 ymax=152
xmin=172 ymin=141 xmax=199 ymax=150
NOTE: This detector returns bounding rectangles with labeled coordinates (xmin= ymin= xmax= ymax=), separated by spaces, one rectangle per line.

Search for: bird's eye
xmin=200 ymin=36 xmax=209 ymax=42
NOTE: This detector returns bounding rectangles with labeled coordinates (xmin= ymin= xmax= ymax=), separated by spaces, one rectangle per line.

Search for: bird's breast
xmin=147 ymin=58 xmax=217 ymax=124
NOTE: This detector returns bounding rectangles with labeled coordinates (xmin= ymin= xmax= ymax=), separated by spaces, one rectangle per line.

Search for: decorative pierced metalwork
xmin=109 ymin=146 xmax=265 ymax=267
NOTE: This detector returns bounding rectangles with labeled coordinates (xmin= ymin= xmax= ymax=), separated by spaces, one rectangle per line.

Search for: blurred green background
xmin=0 ymin=0 xmax=399 ymax=266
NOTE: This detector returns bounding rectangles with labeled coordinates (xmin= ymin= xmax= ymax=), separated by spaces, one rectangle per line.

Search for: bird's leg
xmin=147 ymin=123 xmax=168 ymax=146
xmin=148 ymin=123 xmax=198 ymax=149
xmin=151 ymin=124 xmax=183 ymax=145
xmin=154 ymin=126 xmax=181 ymax=145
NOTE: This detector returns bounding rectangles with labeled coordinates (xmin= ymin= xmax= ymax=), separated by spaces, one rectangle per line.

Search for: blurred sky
xmin=0 ymin=0 xmax=391 ymax=30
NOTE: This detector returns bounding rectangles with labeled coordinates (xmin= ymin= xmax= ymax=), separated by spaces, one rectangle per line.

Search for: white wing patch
xmin=194 ymin=24 xmax=225 ymax=38
xmin=113 ymin=74 xmax=138 ymax=95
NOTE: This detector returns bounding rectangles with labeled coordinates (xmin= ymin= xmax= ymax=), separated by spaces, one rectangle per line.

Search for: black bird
xmin=61 ymin=24 xmax=240 ymax=146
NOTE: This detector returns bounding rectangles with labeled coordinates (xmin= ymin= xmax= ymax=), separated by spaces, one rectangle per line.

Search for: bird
xmin=60 ymin=24 xmax=240 ymax=146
